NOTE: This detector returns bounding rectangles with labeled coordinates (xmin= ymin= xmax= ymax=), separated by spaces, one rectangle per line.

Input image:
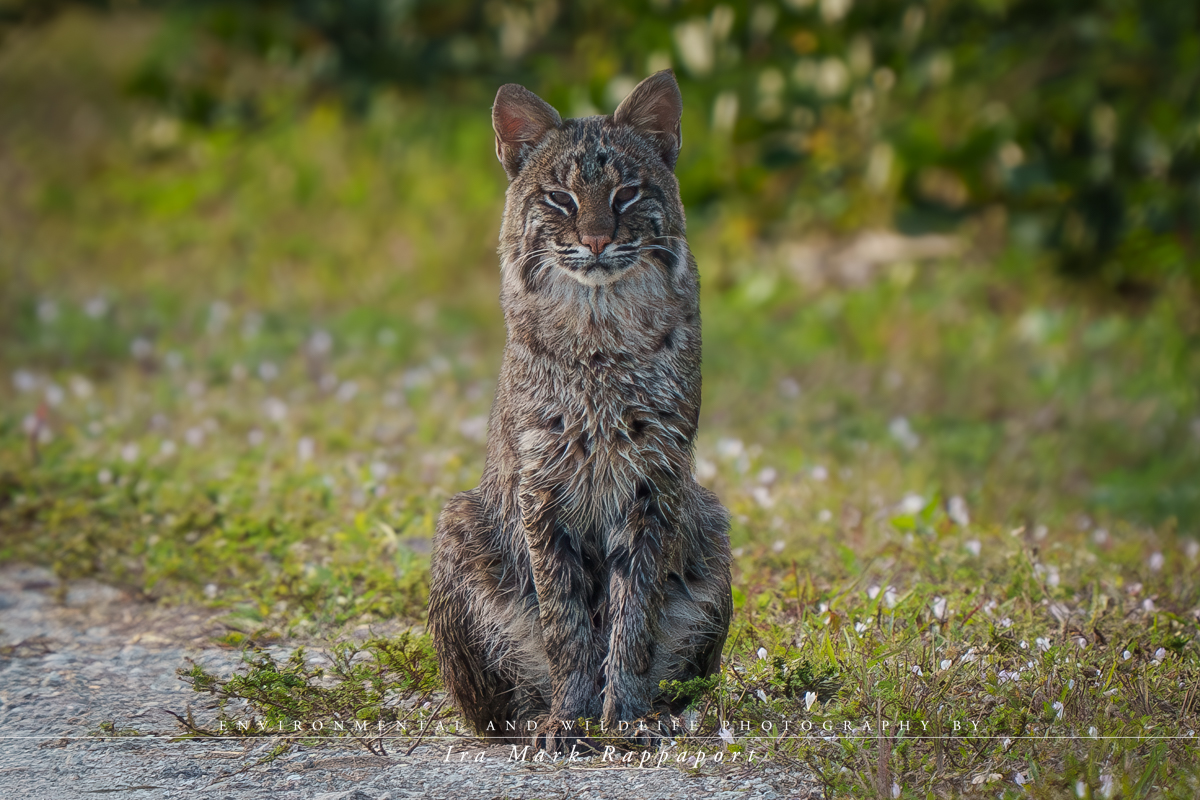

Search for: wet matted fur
xmin=427 ymin=71 xmax=732 ymax=747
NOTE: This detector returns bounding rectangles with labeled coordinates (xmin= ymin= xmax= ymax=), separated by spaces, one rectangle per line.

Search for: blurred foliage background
xmin=8 ymin=0 xmax=1200 ymax=293
xmin=1 ymin=0 xmax=1199 ymax=614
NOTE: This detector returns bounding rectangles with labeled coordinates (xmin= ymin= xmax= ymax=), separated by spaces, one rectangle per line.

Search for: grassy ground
xmin=3 ymin=12 xmax=1200 ymax=798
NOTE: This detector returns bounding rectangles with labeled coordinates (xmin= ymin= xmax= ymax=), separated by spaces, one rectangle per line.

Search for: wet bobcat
xmin=428 ymin=70 xmax=731 ymax=749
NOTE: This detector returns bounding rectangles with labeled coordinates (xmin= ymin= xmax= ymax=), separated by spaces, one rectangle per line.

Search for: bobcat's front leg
xmin=602 ymin=484 xmax=671 ymax=726
xmin=521 ymin=484 xmax=599 ymax=723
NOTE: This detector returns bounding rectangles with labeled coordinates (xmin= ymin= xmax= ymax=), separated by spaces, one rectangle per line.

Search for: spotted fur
xmin=428 ymin=71 xmax=732 ymax=743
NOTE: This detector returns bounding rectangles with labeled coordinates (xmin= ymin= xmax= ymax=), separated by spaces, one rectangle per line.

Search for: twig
xmin=404 ymin=695 xmax=448 ymax=756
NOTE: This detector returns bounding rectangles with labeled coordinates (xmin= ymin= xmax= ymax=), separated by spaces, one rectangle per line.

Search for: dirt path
xmin=0 ymin=564 xmax=816 ymax=799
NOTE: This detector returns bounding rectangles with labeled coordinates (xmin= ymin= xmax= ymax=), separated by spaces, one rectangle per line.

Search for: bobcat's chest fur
xmin=500 ymin=280 xmax=698 ymax=544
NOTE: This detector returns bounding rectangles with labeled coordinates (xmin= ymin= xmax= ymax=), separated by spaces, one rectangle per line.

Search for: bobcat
xmin=428 ymin=70 xmax=731 ymax=749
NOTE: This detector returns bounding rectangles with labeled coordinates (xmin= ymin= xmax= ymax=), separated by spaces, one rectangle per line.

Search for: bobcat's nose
xmin=580 ymin=233 xmax=613 ymax=255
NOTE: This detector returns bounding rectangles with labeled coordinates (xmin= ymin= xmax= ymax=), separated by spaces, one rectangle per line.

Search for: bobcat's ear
xmin=493 ymin=84 xmax=561 ymax=180
xmin=613 ymin=70 xmax=683 ymax=170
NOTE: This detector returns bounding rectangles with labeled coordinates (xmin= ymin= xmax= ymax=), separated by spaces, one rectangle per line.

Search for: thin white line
xmin=0 ymin=735 xmax=1193 ymax=741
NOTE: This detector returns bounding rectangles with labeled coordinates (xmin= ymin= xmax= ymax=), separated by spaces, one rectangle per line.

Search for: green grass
xmin=2 ymin=12 xmax=1199 ymax=797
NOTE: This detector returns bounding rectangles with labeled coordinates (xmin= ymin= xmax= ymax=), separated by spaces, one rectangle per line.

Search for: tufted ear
xmin=493 ymin=83 xmax=562 ymax=180
xmin=613 ymin=70 xmax=683 ymax=169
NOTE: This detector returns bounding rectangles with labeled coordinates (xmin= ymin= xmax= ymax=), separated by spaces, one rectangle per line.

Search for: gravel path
xmin=0 ymin=565 xmax=818 ymax=799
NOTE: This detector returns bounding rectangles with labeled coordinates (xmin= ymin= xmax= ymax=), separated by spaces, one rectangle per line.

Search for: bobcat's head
xmin=493 ymin=71 xmax=686 ymax=290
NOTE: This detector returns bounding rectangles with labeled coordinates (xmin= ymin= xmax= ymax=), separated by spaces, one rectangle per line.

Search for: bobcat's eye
xmin=548 ymin=191 xmax=575 ymax=210
xmin=613 ymin=186 xmax=639 ymax=209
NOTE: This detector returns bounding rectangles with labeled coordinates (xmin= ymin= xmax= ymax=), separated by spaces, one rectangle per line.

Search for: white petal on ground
xmin=948 ymin=495 xmax=970 ymax=525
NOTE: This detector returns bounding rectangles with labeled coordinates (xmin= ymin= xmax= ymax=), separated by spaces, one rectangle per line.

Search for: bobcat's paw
xmin=530 ymin=718 xmax=600 ymax=755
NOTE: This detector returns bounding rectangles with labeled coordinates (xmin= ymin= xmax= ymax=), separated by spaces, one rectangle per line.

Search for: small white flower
xmin=911 ymin=665 xmax=923 ymax=677
xmin=931 ymin=596 xmax=947 ymax=618
xmin=948 ymin=495 xmax=970 ymax=526
xmin=297 ymin=437 xmax=315 ymax=462
xmin=997 ymin=617 xmax=1013 ymax=629
xmin=897 ymin=493 xmax=925 ymax=515
xmin=1036 ymin=637 xmax=1051 ymax=652
xmin=1186 ymin=540 xmax=1199 ymax=561
xmin=369 ymin=461 xmax=389 ymax=481
xmin=1014 ymin=772 xmax=1027 ymax=786
xmin=889 ymin=416 xmax=919 ymax=450
xmin=1142 ymin=597 xmax=1156 ymax=612
xmin=1020 ymin=640 xmax=1029 ymax=650
xmin=854 ymin=622 xmax=868 ymax=635
xmin=755 ymin=689 xmax=768 ymax=702
xmin=159 ymin=440 xmax=177 ymax=457
xmin=44 ymin=384 xmax=64 ymax=407
xmin=1092 ymin=527 xmax=1110 ymax=545
xmin=84 ymin=296 xmax=109 ymax=318
xmin=964 ymin=539 xmax=981 ymax=557
xmin=1148 ymin=551 xmax=1164 ymax=571
xmin=120 ymin=443 xmax=140 ymax=463
xmin=1076 ymin=780 xmax=1087 ymax=798
xmin=756 ymin=647 xmax=768 ymax=660
xmin=810 ymin=465 xmax=828 ymax=481
xmin=70 ymin=375 xmax=93 ymax=398
xmin=891 ymin=781 xmax=900 ymax=798
xmin=1068 ymin=679 xmax=1075 ymax=689
xmin=939 ymin=659 xmax=951 ymax=671
xmin=336 ymin=380 xmax=359 ymax=403
xmin=1100 ymin=771 xmax=1114 ymax=798
xmin=804 ymin=691 xmax=818 ymax=711
xmin=1088 ymin=726 xmax=1098 ymax=738
xmin=98 ymin=469 xmax=113 ymax=485
xmin=715 ymin=438 xmax=744 ymax=460
xmin=1155 ymin=647 xmax=1166 ymax=660
xmin=867 ymin=585 xmax=881 ymax=600
xmin=757 ymin=467 xmax=777 ymax=485
xmin=718 ymin=726 xmax=734 ymax=745
xmin=263 ymin=397 xmax=288 ymax=423
xmin=1002 ymin=737 xmax=1012 ymax=750
xmin=204 ymin=583 xmax=218 ymax=599
xmin=818 ymin=508 xmax=833 ymax=523
xmin=753 ymin=486 xmax=775 ymax=508
xmin=772 ymin=539 xmax=785 ymax=554
xmin=1052 ymin=700 xmax=1064 ymax=719
xmin=1122 ymin=650 xmax=1132 ymax=661
xmin=308 ymin=329 xmax=333 ymax=356
xmin=258 ymin=361 xmax=279 ymax=381
xmin=247 ymin=429 xmax=265 ymax=447
xmin=13 ymin=369 xmax=38 ymax=392
xmin=185 ymin=427 xmax=204 ymax=447
xmin=883 ymin=587 xmax=899 ymax=608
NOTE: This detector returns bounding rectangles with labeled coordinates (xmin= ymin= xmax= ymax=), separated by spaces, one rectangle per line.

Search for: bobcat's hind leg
xmin=428 ymin=490 xmax=548 ymax=738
